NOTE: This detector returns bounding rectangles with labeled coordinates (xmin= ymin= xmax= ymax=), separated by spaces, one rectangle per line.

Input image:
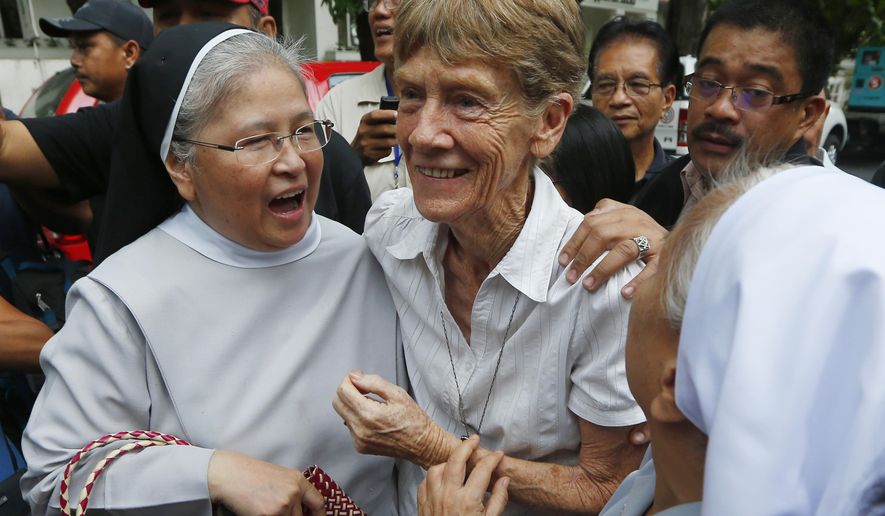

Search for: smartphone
xmin=380 ymin=95 xmax=400 ymax=110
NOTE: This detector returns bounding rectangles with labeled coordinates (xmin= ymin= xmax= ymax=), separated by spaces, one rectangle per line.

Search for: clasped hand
xmin=207 ymin=450 xmax=324 ymax=516
xmin=418 ymin=436 xmax=510 ymax=516
xmin=333 ymin=371 xmax=452 ymax=468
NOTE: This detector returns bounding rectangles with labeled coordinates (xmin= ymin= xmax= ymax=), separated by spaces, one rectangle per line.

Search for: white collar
xmin=385 ymin=168 xmax=574 ymax=303
xmin=158 ymin=204 xmax=321 ymax=268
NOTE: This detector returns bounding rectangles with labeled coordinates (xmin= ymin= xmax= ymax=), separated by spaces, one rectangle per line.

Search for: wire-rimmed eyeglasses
xmin=362 ymin=0 xmax=400 ymax=11
xmin=590 ymin=78 xmax=663 ymax=98
xmin=173 ymin=120 xmax=334 ymax=167
xmin=683 ymin=74 xmax=813 ymax=112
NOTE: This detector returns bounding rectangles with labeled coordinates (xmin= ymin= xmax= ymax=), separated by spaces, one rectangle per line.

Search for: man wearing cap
xmin=0 ymin=0 xmax=371 ymax=262
xmin=40 ymin=0 xmax=153 ymax=103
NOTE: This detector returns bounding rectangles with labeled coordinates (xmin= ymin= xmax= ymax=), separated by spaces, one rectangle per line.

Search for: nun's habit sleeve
xmin=21 ymin=279 xmax=215 ymax=515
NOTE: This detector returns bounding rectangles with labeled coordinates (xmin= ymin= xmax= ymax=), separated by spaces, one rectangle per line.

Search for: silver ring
xmin=632 ymin=236 xmax=650 ymax=260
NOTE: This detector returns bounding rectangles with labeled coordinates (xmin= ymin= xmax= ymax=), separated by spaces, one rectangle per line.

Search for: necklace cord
xmin=440 ymin=292 xmax=521 ymax=439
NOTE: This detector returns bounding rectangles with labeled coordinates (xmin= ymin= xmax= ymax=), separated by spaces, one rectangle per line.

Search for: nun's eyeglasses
xmin=173 ymin=120 xmax=334 ymax=167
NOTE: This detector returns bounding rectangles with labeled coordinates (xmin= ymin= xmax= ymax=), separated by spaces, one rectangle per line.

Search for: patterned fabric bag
xmin=60 ymin=431 xmax=367 ymax=515
xmin=302 ymin=465 xmax=367 ymax=516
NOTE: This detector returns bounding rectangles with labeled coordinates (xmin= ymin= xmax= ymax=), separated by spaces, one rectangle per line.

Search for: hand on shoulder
xmin=559 ymin=199 xmax=668 ymax=299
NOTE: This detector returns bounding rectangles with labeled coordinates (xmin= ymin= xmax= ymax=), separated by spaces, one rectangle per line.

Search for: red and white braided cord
xmin=60 ymin=430 xmax=191 ymax=516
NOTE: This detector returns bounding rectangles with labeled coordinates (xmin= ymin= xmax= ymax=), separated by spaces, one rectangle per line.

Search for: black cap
xmin=40 ymin=0 xmax=153 ymax=49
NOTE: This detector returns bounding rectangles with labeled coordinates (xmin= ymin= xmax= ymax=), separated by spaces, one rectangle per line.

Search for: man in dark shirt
xmin=586 ymin=18 xmax=680 ymax=190
xmin=38 ymin=0 xmax=154 ymax=248
xmin=559 ymin=0 xmax=832 ymax=298
xmin=630 ymin=1 xmax=830 ymax=229
xmin=0 ymin=0 xmax=370 ymax=263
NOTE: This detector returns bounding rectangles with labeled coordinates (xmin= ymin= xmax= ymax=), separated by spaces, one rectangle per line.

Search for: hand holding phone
xmin=352 ymin=96 xmax=400 ymax=165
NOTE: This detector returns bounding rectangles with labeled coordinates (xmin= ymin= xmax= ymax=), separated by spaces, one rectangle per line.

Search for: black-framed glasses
xmin=362 ymin=0 xmax=400 ymax=11
xmin=683 ymin=74 xmax=813 ymax=112
xmin=590 ymin=79 xmax=663 ymax=98
xmin=173 ymin=120 xmax=334 ymax=167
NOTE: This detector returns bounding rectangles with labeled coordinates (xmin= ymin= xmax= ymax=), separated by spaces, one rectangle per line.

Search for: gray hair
xmin=394 ymin=0 xmax=585 ymax=118
xmin=168 ymin=32 xmax=307 ymax=167
xmin=659 ymin=161 xmax=793 ymax=328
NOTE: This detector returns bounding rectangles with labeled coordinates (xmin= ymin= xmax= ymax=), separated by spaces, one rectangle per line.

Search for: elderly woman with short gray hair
xmin=333 ymin=0 xmax=646 ymax=513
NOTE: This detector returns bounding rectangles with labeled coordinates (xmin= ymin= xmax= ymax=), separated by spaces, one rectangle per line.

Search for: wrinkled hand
xmin=208 ymin=450 xmax=325 ymax=516
xmin=351 ymin=109 xmax=398 ymax=166
xmin=558 ymin=199 xmax=668 ymax=298
xmin=333 ymin=371 xmax=456 ymax=468
xmin=418 ymin=436 xmax=509 ymax=516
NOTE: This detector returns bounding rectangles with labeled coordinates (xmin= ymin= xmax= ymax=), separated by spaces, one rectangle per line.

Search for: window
xmin=0 ymin=0 xmax=23 ymax=39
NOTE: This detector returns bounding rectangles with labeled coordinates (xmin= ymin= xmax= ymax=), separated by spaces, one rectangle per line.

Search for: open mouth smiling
xmin=268 ymin=188 xmax=305 ymax=215
xmin=416 ymin=166 xmax=470 ymax=179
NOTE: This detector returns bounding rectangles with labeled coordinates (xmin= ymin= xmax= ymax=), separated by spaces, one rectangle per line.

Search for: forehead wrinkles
xmin=596 ymin=37 xmax=661 ymax=75
xmin=699 ymin=27 xmax=799 ymax=89
xmin=399 ymin=55 xmax=525 ymax=107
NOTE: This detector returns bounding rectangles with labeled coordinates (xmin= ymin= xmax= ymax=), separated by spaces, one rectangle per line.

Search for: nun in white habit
xmin=675 ymin=164 xmax=885 ymax=515
xmin=21 ymin=24 xmax=399 ymax=515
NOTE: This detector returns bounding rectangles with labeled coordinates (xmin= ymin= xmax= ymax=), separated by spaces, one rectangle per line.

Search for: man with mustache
xmin=628 ymin=0 xmax=830 ymax=228
xmin=559 ymin=0 xmax=831 ymax=296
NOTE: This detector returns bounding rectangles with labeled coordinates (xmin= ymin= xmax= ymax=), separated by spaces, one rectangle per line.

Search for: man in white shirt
xmin=317 ymin=0 xmax=410 ymax=200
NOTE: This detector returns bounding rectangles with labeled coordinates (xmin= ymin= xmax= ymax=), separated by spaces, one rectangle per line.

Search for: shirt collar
xmin=680 ymin=160 xmax=714 ymax=213
xmin=386 ymin=168 xmax=573 ymax=303
xmin=355 ymin=64 xmax=391 ymax=105
xmin=493 ymin=168 xmax=571 ymax=303
xmin=785 ymin=138 xmax=822 ymax=167
xmin=158 ymin=204 xmax=322 ymax=268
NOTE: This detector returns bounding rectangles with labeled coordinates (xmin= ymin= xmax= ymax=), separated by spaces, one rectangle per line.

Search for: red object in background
xmin=677 ymin=108 xmax=689 ymax=151
xmin=20 ymin=68 xmax=99 ymax=119
xmin=302 ymin=61 xmax=381 ymax=111
xmin=41 ymin=229 xmax=93 ymax=262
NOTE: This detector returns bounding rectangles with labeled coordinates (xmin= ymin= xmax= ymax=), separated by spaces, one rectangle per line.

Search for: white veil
xmin=675 ymin=165 xmax=885 ymax=515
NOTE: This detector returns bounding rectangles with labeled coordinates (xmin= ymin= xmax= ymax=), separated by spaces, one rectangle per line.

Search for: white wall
xmin=0 ymin=0 xmax=73 ymax=111
xmin=283 ymin=0 xmax=358 ymax=61
xmin=312 ymin=0 xmax=340 ymax=61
